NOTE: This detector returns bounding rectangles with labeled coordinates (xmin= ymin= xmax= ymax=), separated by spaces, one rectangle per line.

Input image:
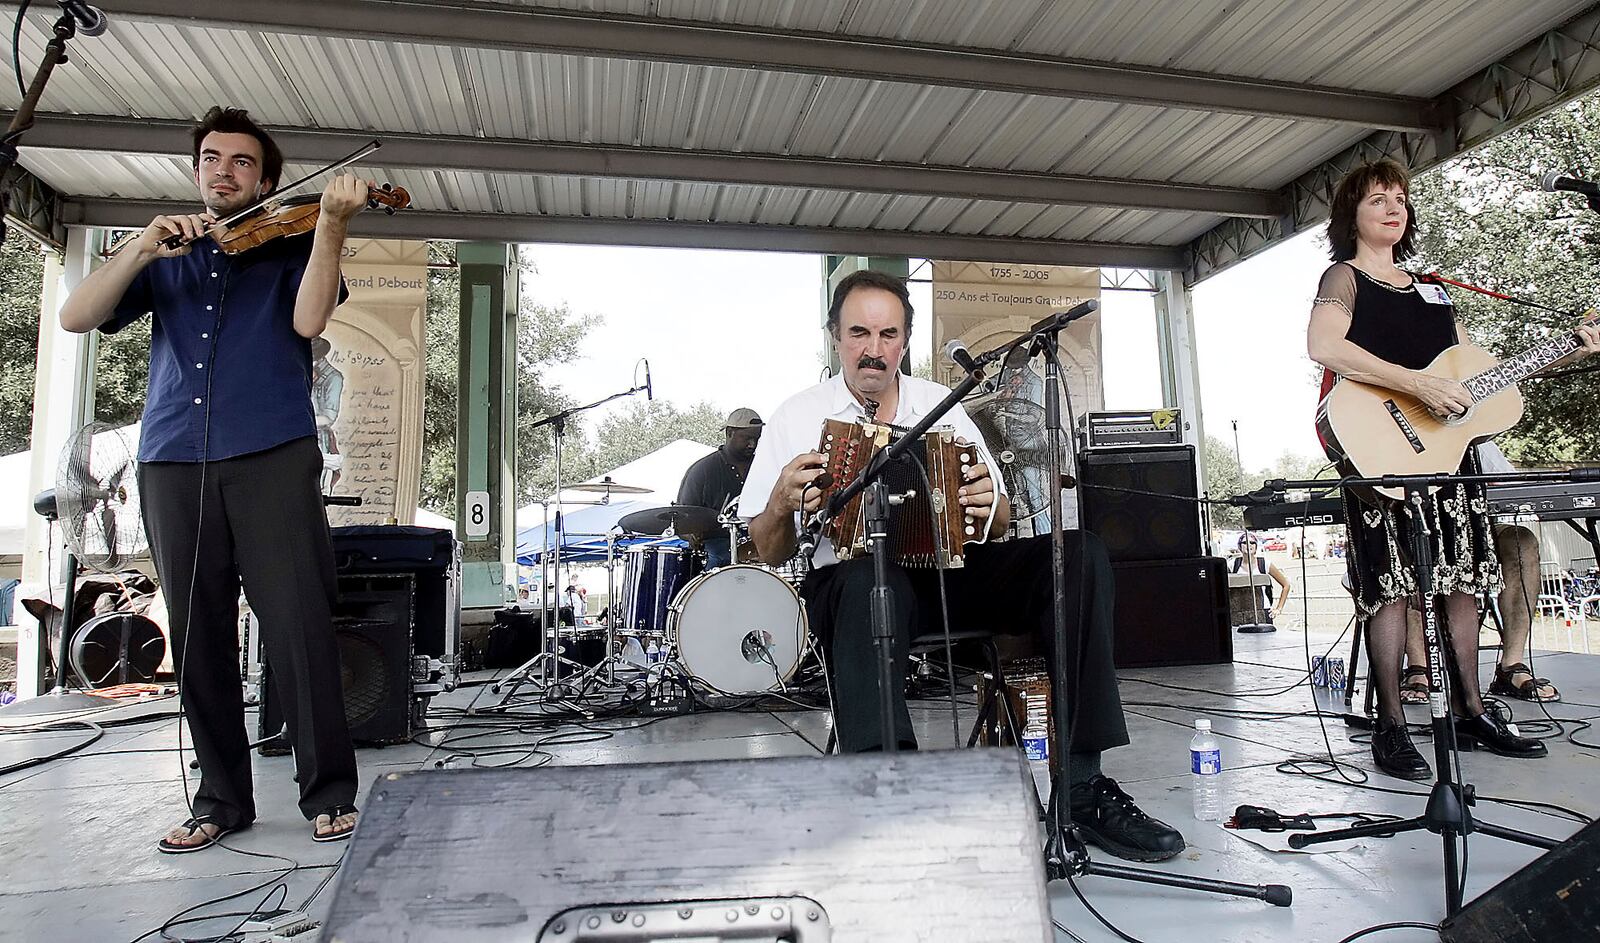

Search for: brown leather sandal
xmin=1399 ymin=665 xmax=1431 ymax=705
xmin=1488 ymin=662 xmax=1560 ymax=703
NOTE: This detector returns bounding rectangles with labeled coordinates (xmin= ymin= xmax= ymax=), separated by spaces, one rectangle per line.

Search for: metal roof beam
xmin=63 ymin=198 xmax=1187 ymax=270
xmin=1 ymin=162 xmax=63 ymax=248
xmin=1185 ymin=4 xmax=1600 ymax=284
xmin=9 ymin=112 xmax=1281 ymax=219
xmin=93 ymin=0 xmax=1437 ymax=131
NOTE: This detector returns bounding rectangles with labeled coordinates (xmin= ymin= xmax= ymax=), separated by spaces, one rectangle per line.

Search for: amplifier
xmin=1112 ymin=557 xmax=1233 ymax=668
xmin=259 ymin=572 xmax=416 ymax=750
xmin=1078 ymin=409 xmax=1183 ymax=449
xmin=323 ymin=751 xmax=1052 ymax=942
xmin=1440 ymin=818 xmax=1600 ymax=942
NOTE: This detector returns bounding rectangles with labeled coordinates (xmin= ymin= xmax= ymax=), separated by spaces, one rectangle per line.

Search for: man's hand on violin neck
xmin=136 ymin=213 xmax=216 ymax=260
xmin=319 ymin=174 xmax=372 ymax=225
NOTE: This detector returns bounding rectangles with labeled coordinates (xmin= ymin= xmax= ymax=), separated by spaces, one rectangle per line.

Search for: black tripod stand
xmin=1271 ymin=470 xmax=1580 ymax=916
xmin=1012 ymin=310 xmax=1291 ymax=907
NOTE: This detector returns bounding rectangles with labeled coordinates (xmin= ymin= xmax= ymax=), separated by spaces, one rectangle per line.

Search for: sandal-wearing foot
xmin=1488 ymin=663 xmax=1560 ymax=703
xmin=156 ymin=816 xmax=242 ymax=855
xmin=1399 ymin=665 xmax=1431 ymax=705
xmin=312 ymin=805 xmax=358 ymax=843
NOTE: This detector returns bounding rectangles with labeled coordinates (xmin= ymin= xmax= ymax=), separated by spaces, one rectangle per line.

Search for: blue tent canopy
xmin=514 ymin=500 xmax=688 ymax=565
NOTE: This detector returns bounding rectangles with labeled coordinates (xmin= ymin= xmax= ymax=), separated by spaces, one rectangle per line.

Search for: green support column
xmin=821 ymin=255 xmax=910 ymax=374
xmin=455 ymin=242 xmax=518 ymax=610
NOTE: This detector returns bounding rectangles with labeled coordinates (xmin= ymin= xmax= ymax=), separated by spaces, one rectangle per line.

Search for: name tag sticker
xmin=1416 ymin=283 xmax=1452 ymax=306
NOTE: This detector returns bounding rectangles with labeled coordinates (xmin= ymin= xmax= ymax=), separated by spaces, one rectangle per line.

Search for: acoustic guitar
xmin=1316 ymin=314 xmax=1596 ymax=499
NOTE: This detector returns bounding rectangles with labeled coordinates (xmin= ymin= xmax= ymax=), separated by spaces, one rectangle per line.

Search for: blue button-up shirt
xmin=101 ymin=233 xmax=347 ymax=463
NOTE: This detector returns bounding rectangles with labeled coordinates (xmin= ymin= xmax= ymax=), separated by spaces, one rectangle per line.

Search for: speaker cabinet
xmin=1080 ymin=445 xmax=1201 ymax=562
xmin=324 ymin=751 xmax=1052 ymax=942
xmin=1112 ymin=556 xmax=1232 ymax=669
xmin=1440 ymin=819 xmax=1600 ymax=943
xmin=258 ymin=572 xmax=415 ymax=750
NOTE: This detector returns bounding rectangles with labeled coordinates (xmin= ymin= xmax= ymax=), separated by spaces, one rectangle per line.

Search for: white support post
xmin=1153 ymin=270 xmax=1207 ymax=488
xmin=16 ymin=227 xmax=101 ymax=698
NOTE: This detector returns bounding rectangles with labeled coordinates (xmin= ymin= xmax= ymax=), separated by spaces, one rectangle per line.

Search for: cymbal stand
xmin=492 ymin=381 xmax=647 ymax=708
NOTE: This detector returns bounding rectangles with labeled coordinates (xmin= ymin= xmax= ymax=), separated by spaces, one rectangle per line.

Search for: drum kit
xmin=493 ymin=485 xmax=814 ymax=708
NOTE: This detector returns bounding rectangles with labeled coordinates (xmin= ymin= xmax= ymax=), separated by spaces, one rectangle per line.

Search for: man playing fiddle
xmin=60 ymin=107 xmax=369 ymax=852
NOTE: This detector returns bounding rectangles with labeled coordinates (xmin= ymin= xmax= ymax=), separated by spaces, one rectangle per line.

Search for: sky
xmin=525 ymin=227 xmax=1334 ymax=475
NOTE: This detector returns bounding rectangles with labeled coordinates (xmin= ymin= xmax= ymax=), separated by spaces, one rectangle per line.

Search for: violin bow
xmin=156 ymin=138 xmax=382 ymax=250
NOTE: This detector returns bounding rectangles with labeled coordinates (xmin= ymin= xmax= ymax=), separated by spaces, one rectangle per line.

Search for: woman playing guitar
xmin=1306 ymin=159 xmax=1600 ymax=780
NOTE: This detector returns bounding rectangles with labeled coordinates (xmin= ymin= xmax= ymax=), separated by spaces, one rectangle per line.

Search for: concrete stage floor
xmin=0 ymin=625 xmax=1594 ymax=942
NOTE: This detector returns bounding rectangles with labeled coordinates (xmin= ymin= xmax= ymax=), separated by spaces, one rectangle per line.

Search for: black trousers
xmin=139 ymin=436 xmax=357 ymax=827
xmin=800 ymin=531 xmax=1128 ymax=754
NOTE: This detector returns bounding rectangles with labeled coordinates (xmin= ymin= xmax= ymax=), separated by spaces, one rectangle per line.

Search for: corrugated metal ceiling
xmin=2 ymin=0 xmax=1596 ymax=272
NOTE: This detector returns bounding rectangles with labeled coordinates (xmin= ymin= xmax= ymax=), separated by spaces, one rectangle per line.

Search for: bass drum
xmin=667 ymin=565 xmax=809 ymax=694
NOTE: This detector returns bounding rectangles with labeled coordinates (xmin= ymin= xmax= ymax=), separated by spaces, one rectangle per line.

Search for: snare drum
xmin=621 ymin=546 xmax=702 ymax=634
xmin=667 ymin=565 xmax=809 ymax=693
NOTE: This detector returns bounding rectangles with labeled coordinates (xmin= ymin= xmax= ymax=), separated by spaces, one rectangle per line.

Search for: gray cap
xmin=724 ymin=407 xmax=764 ymax=429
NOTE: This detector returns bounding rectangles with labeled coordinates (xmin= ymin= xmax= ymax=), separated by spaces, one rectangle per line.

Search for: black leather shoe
xmin=1372 ymin=717 xmax=1432 ymax=780
xmin=1452 ymin=710 xmax=1547 ymax=758
xmin=1069 ymin=775 xmax=1185 ymax=863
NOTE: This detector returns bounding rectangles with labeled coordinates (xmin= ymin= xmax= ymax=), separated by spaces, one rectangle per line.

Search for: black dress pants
xmin=138 ymin=436 xmax=357 ymax=827
xmin=800 ymin=531 xmax=1128 ymax=754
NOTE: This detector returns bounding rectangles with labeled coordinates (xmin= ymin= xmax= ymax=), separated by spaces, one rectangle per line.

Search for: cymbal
xmin=568 ymin=476 xmax=651 ymax=495
xmin=619 ymin=504 xmax=720 ymax=538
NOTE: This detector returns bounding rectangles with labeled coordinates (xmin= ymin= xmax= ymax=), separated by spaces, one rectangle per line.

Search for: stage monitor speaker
xmin=323 ymin=751 xmax=1052 ymax=942
xmin=1439 ymin=818 xmax=1600 ymax=943
xmin=1079 ymin=444 xmax=1201 ymax=562
xmin=258 ymin=572 xmax=415 ymax=751
xmin=1112 ymin=556 xmax=1232 ymax=669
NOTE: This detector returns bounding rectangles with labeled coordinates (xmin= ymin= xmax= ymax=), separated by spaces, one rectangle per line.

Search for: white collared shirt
xmin=737 ymin=372 xmax=1006 ymax=567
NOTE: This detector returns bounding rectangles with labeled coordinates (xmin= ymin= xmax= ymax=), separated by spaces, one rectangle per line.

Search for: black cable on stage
xmin=1334 ymin=921 xmax=1439 ymax=943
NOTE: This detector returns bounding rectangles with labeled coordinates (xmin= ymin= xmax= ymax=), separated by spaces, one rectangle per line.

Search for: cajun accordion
xmin=814 ymin=418 xmax=987 ymax=568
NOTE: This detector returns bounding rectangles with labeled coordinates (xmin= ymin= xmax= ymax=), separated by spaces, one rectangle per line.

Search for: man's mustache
xmin=857 ymin=355 xmax=889 ymax=371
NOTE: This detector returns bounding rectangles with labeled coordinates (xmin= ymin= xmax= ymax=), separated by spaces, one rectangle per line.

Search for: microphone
xmin=57 ymin=1 xmax=108 ymax=36
xmin=1540 ymin=171 xmax=1600 ymax=199
xmin=643 ymin=359 xmax=653 ymax=401
xmin=1028 ymin=299 xmax=1099 ymax=334
xmin=942 ymin=338 xmax=995 ymax=392
xmin=943 ymin=338 xmax=981 ymax=376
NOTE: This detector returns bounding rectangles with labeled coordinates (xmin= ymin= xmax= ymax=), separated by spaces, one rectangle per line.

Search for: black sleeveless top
xmin=1339 ymin=263 xmax=1457 ymax=368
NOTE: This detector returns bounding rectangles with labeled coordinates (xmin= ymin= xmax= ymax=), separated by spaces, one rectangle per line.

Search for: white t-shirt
xmin=737 ymin=373 xmax=1006 ymax=567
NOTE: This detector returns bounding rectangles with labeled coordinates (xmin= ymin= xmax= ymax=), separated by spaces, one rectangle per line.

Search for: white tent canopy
xmin=517 ymin=438 xmax=715 ymax=528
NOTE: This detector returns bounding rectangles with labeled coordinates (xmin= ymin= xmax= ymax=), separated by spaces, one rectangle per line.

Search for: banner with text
xmin=932 ymin=262 xmax=1102 ymax=532
xmin=317 ymin=238 xmax=429 ymax=527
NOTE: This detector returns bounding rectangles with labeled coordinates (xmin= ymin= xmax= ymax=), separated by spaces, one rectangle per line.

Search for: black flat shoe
xmin=1452 ymin=711 xmax=1547 ymax=759
xmin=1069 ymin=775 xmax=1185 ymax=863
xmin=1372 ymin=718 xmax=1431 ymax=781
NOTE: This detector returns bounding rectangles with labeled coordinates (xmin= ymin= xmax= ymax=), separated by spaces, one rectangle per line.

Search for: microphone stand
xmin=0 ymin=10 xmax=92 ymax=246
xmin=1018 ymin=318 xmax=1290 ymax=906
xmin=1261 ymin=470 xmax=1581 ymax=918
xmin=492 ymin=381 xmax=648 ymax=707
xmin=800 ymin=369 xmax=987 ymax=752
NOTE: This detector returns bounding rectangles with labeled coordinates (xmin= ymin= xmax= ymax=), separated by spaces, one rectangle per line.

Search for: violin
xmin=208 ymin=183 xmax=411 ymax=255
xmin=153 ymin=139 xmax=412 ymax=255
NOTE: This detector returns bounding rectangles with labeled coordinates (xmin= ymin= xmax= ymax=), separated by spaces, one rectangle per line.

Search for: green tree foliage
xmin=419 ymin=244 xmax=596 ymax=514
xmin=1411 ymin=96 xmax=1600 ymax=463
xmin=0 ymin=236 xmax=46 ymax=455
xmin=568 ymin=399 xmax=728 ymax=486
xmin=1203 ymin=435 xmax=1247 ymax=530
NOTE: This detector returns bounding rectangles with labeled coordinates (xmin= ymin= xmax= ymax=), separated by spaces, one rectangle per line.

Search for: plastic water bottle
xmin=1190 ymin=718 xmax=1222 ymax=822
xmin=1021 ymin=694 xmax=1050 ymax=800
xmin=645 ymin=638 xmax=662 ymax=666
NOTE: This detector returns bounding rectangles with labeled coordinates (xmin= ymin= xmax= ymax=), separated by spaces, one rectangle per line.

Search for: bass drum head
xmin=670 ymin=565 xmax=807 ymax=694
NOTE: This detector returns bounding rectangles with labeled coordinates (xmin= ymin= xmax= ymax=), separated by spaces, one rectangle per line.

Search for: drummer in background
xmin=676 ymin=408 xmax=764 ymax=568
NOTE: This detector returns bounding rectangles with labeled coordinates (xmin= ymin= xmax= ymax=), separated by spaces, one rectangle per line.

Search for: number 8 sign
xmin=464 ymin=490 xmax=491 ymax=538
